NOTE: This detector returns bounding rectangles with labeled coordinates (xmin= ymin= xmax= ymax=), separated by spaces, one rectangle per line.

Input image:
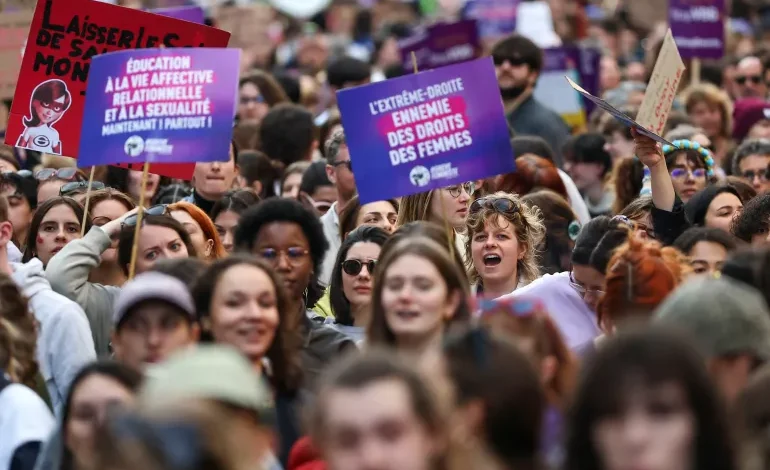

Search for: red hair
xmin=597 ymin=235 xmax=690 ymax=332
xmin=167 ymin=202 xmax=227 ymax=261
xmin=495 ymin=154 xmax=568 ymax=199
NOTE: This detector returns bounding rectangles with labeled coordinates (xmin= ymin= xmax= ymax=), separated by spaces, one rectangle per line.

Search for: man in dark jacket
xmin=492 ymin=34 xmax=571 ymax=167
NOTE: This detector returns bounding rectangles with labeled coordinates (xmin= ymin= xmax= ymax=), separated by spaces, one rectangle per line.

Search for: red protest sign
xmin=4 ymin=0 xmax=229 ymax=180
xmin=115 ymin=162 xmax=194 ymax=180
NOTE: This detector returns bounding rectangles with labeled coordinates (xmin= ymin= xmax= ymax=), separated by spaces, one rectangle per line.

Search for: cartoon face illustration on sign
xmin=16 ymin=79 xmax=72 ymax=155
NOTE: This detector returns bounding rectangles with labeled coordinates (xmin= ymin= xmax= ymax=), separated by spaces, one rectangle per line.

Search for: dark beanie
xmin=684 ymin=184 xmax=742 ymax=227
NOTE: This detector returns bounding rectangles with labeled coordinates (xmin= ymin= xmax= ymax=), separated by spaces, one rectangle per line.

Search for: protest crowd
xmin=6 ymin=0 xmax=770 ymax=470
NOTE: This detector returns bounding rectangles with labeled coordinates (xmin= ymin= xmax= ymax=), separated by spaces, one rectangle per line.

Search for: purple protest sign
xmin=669 ymin=0 xmax=725 ymax=59
xmin=400 ymin=20 xmax=480 ymax=73
xmin=150 ymin=6 xmax=206 ymax=24
xmin=399 ymin=28 xmax=431 ymax=72
xmin=462 ymin=0 xmax=518 ymax=40
xmin=337 ymin=57 xmax=514 ymax=204
xmin=77 ymin=48 xmax=240 ymax=167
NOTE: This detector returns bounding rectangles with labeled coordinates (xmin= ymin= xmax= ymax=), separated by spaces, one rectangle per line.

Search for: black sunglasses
xmin=742 ymin=168 xmax=770 ymax=181
xmin=736 ymin=75 xmax=762 ymax=85
xmin=60 ymin=180 xmax=106 ymax=196
xmin=469 ymin=196 xmax=519 ymax=215
xmin=1 ymin=169 xmax=32 ymax=181
xmin=341 ymin=259 xmax=376 ymax=276
xmin=122 ymin=204 xmax=168 ymax=227
xmin=492 ymin=55 xmax=528 ymax=67
xmin=333 ymin=160 xmax=352 ymax=172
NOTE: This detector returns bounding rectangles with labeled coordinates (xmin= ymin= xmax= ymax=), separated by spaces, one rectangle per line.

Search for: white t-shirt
xmin=0 ymin=383 xmax=55 ymax=470
xmin=21 ymin=125 xmax=60 ymax=154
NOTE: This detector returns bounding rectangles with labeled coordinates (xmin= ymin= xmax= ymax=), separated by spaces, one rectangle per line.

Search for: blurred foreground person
xmin=477 ymin=297 xmax=577 ymax=468
xmin=443 ymin=326 xmax=545 ymax=470
xmin=654 ymin=277 xmax=770 ymax=403
xmin=566 ymin=327 xmax=735 ymax=470
xmin=137 ymin=345 xmax=279 ymax=470
xmin=96 ymin=401 xmax=265 ymax=470
xmin=0 ymin=300 xmax=54 ymax=470
xmin=34 ymin=362 xmax=142 ymax=470
xmin=308 ymin=350 xmax=450 ymax=470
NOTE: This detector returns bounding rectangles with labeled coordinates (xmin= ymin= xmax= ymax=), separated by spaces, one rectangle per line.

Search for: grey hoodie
xmin=11 ymin=259 xmax=96 ymax=416
xmin=45 ymin=227 xmax=120 ymax=357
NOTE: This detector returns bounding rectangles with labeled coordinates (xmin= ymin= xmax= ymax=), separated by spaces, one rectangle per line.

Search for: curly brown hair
xmin=464 ymin=192 xmax=546 ymax=285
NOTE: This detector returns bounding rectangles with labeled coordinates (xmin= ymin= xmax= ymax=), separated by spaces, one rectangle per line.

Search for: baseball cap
xmin=654 ymin=277 xmax=770 ymax=360
xmin=113 ymin=272 xmax=196 ymax=327
xmin=139 ymin=345 xmax=275 ymax=422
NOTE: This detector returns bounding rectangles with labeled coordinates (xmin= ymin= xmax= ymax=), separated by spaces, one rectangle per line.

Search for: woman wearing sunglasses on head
xmin=34 ymin=167 xmax=85 ymax=204
xmin=45 ymin=205 xmax=197 ymax=356
xmin=315 ymin=226 xmax=390 ymax=343
xmin=464 ymin=192 xmax=545 ymax=298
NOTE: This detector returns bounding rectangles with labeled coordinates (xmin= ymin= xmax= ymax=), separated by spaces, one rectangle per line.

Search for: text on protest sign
xmin=4 ymin=0 xmax=229 ymax=179
xmin=338 ymin=57 xmax=514 ymax=204
xmin=635 ymin=29 xmax=686 ymax=136
xmin=78 ymin=48 xmax=239 ymax=167
xmin=669 ymin=0 xmax=725 ymax=59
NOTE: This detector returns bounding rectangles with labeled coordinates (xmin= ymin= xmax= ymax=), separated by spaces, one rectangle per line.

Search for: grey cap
xmin=654 ymin=277 xmax=770 ymax=360
xmin=139 ymin=345 xmax=274 ymax=420
xmin=113 ymin=272 xmax=195 ymax=327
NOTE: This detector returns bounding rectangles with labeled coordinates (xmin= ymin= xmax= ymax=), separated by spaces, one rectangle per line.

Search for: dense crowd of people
xmin=3 ymin=0 xmax=770 ymax=470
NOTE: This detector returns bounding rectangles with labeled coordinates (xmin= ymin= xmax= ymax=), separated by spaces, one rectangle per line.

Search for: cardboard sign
xmin=4 ymin=0 xmax=230 ymax=160
xmin=399 ymin=20 xmax=480 ymax=73
xmin=669 ymin=0 xmax=725 ymax=59
xmin=0 ymin=10 xmax=33 ymax=100
xmin=565 ymin=76 xmax=672 ymax=146
xmin=337 ymin=57 xmax=514 ymax=204
xmin=635 ymin=29 xmax=686 ymax=136
xmin=78 ymin=48 xmax=239 ymax=168
xmin=150 ymin=6 xmax=205 ymax=24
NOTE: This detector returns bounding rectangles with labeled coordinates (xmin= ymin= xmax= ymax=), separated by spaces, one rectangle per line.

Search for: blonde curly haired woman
xmin=465 ymin=192 xmax=546 ymax=298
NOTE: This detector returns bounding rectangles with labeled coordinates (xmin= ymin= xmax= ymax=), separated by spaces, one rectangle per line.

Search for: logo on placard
xmin=410 ymin=166 xmax=431 ymax=187
xmin=33 ymin=135 xmax=50 ymax=148
xmin=124 ymin=136 xmax=145 ymax=157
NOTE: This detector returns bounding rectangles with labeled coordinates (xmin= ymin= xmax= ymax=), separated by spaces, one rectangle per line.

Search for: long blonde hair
xmin=396 ymin=189 xmax=436 ymax=227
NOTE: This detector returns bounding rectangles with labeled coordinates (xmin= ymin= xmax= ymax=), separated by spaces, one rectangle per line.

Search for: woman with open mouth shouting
xmin=465 ymin=192 xmax=545 ymax=299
